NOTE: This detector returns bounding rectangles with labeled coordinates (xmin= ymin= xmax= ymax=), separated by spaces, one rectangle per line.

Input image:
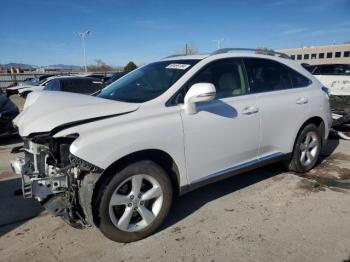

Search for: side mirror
xmin=184 ymin=83 xmax=216 ymax=114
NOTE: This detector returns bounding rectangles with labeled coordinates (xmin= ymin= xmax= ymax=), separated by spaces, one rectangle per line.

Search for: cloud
xmin=280 ymin=23 xmax=350 ymax=38
xmin=268 ymin=0 xmax=294 ymax=7
xmin=281 ymin=28 xmax=307 ymax=35
xmin=32 ymin=0 xmax=93 ymax=14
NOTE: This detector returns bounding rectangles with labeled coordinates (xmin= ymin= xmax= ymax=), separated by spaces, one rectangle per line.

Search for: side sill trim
xmin=179 ymin=152 xmax=289 ymax=195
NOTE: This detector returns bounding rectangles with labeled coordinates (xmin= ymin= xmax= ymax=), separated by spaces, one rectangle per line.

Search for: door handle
xmin=296 ymin=97 xmax=308 ymax=105
xmin=242 ymin=106 xmax=259 ymax=115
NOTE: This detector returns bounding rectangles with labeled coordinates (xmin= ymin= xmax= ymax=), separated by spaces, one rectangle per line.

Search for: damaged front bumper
xmin=11 ymin=136 xmax=103 ymax=228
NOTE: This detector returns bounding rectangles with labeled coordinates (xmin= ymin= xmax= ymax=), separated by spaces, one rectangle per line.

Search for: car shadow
xmin=318 ymin=137 xmax=340 ymax=161
xmin=0 ymin=135 xmax=22 ymax=146
xmin=197 ymin=100 xmax=238 ymax=118
xmin=0 ymin=177 xmax=43 ymax=236
xmin=160 ymin=162 xmax=285 ymax=231
xmin=160 ymin=138 xmax=340 ymax=232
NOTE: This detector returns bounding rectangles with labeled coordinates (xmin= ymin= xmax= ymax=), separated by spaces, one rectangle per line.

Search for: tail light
xmin=321 ymin=86 xmax=329 ymax=97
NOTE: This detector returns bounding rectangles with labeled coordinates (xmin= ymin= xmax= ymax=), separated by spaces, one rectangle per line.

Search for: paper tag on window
xmin=166 ymin=64 xmax=191 ymax=70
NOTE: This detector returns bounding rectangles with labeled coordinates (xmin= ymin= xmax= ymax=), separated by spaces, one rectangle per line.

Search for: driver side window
xmin=175 ymin=58 xmax=247 ymax=104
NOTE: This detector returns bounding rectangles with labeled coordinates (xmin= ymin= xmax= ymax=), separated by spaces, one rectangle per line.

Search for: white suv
xmin=11 ymin=49 xmax=331 ymax=242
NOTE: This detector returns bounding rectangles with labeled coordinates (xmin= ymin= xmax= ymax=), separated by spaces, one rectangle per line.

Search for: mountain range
xmin=0 ymin=63 xmax=81 ymax=69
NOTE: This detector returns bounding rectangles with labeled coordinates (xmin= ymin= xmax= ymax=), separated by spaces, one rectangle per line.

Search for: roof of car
xmin=161 ymin=48 xmax=291 ymax=62
xmin=54 ymin=76 xmax=102 ymax=81
xmin=161 ymin=54 xmax=209 ymax=61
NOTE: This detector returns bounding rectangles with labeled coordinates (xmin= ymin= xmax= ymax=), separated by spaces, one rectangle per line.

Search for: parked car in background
xmin=0 ymin=89 xmax=19 ymax=137
xmin=5 ymin=74 xmax=56 ymax=97
xmin=11 ymin=49 xmax=331 ymax=242
xmin=16 ymin=76 xmax=68 ymax=98
xmin=305 ymin=63 xmax=350 ymax=139
xmin=304 ymin=64 xmax=350 ymax=96
xmin=41 ymin=76 xmax=104 ymax=95
xmin=104 ymin=72 xmax=127 ymax=85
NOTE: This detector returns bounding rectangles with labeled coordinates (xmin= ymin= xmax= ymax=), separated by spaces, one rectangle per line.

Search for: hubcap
xmin=108 ymin=174 xmax=163 ymax=232
xmin=299 ymin=131 xmax=318 ymax=166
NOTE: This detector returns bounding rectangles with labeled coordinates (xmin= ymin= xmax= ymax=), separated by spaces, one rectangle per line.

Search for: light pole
xmin=212 ymin=38 xmax=225 ymax=50
xmin=78 ymin=30 xmax=91 ymax=72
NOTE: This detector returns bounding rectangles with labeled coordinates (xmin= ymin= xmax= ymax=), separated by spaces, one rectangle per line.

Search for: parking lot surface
xmin=0 ymin=137 xmax=349 ymax=262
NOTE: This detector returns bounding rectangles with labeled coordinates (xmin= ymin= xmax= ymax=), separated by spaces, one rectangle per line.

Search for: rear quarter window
xmin=289 ymin=70 xmax=312 ymax=88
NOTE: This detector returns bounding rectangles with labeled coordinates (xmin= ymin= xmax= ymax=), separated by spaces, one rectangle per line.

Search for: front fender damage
xmin=11 ymin=133 xmax=104 ymax=228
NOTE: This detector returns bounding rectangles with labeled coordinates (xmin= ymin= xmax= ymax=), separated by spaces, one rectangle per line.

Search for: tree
xmin=87 ymin=59 xmax=113 ymax=72
xmin=256 ymin=47 xmax=275 ymax=56
xmin=124 ymin=61 xmax=137 ymax=72
xmin=181 ymin=43 xmax=198 ymax=55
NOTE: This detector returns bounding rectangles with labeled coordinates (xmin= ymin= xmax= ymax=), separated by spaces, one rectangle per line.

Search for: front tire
xmin=287 ymin=123 xmax=321 ymax=173
xmin=97 ymin=161 xmax=173 ymax=242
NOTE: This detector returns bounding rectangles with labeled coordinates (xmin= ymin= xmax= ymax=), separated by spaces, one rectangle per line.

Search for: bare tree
xmin=256 ymin=47 xmax=275 ymax=56
xmin=87 ymin=59 xmax=114 ymax=72
xmin=181 ymin=43 xmax=198 ymax=55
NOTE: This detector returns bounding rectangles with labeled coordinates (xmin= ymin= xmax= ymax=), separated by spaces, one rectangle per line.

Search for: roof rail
xmin=163 ymin=54 xmax=185 ymax=59
xmin=211 ymin=48 xmax=291 ymax=59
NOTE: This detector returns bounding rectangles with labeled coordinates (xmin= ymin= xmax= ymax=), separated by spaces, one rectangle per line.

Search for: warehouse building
xmin=278 ymin=43 xmax=350 ymax=65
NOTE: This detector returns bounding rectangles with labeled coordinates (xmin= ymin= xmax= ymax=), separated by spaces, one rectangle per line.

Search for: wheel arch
xmin=90 ymin=149 xmax=181 ymax=226
xmin=293 ymin=116 xmax=326 ymax=150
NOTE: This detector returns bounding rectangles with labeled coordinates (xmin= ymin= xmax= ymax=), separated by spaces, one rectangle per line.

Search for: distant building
xmin=278 ymin=43 xmax=350 ymax=65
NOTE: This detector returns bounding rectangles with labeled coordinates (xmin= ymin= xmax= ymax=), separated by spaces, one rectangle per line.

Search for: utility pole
xmin=212 ymin=38 xmax=225 ymax=50
xmin=77 ymin=31 xmax=91 ymax=72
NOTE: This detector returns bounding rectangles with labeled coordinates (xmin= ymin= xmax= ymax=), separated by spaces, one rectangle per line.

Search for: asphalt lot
xmin=0 ymin=137 xmax=349 ymax=262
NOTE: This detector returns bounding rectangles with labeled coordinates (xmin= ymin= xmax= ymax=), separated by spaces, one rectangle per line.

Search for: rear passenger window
xmin=244 ymin=58 xmax=292 ymax=93
xmin=61 ymin=79 xmax=78 ymax=93
xmin=61 ymin=78 xmax=103 ymax=94
xmin=82 ymin=79 xmax=103 ymax=94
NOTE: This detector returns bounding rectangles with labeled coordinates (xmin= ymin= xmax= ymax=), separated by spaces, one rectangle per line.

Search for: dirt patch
xmin=0 ymin=171 xmax=14 ymax=180
xmin=297 ymin=153 xmax=350 ymax=193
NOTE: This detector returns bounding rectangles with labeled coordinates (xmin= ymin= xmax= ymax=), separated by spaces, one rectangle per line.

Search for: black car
xmin=0 ymin=89 xmax=19 ymax=137
xmin=42 ymin=76 xmax=104 ymax=95
xmin=104 ymin=72 xmax=127 ymax=85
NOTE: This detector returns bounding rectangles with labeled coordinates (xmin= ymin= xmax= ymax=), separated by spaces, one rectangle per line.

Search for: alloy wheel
xmin=108 ymin=174 xmax=163 ymax=232
xmin=299 ymin=131 xmax=319 ymax=166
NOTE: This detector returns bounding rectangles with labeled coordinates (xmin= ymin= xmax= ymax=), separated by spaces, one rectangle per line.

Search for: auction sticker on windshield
xmin=166 ymin=64 xmax=191 ymax=70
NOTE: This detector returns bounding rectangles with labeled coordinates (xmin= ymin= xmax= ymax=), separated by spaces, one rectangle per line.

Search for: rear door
xmin=243 ymin=58 xmax=311 ymax=158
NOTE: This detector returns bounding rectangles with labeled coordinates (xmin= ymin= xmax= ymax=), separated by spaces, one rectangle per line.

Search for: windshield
xmin=98 ymin=60 xmax=199 ymax=103
xmin=38 ymin=78 xmax=50 ymax=86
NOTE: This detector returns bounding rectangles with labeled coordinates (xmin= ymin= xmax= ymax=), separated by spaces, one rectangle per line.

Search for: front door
xmin=180 ymin=58 xmax=260 ymax=184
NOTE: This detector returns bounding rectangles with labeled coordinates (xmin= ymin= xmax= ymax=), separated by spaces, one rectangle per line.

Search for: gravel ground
xmin=0 ymin=138 xmax=349 ymax=262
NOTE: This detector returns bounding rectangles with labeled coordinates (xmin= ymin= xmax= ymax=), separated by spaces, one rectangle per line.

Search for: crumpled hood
xmin=14 ymin=91 xmax=140 ymax=137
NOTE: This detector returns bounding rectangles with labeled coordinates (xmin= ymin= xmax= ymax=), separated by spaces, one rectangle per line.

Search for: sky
xmin=1 ymin=0 xmax=350 ymax=66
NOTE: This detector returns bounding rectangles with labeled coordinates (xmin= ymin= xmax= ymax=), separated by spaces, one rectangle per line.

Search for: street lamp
xmin=212 ymin=38 xmax=225 ymax=50
xmin=77 ymin=30 xmax=91 ymax=72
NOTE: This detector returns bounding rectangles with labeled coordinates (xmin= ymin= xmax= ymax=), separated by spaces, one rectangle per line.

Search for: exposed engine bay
xmin=11 ymin=134 xmax=103 ymax=228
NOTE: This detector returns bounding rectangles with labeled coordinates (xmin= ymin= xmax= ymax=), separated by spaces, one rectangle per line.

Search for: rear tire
xmin=97 ymin=161 xmax=173 ymax=242
xmin=287 ymin=123 xmax=321 ymax=173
